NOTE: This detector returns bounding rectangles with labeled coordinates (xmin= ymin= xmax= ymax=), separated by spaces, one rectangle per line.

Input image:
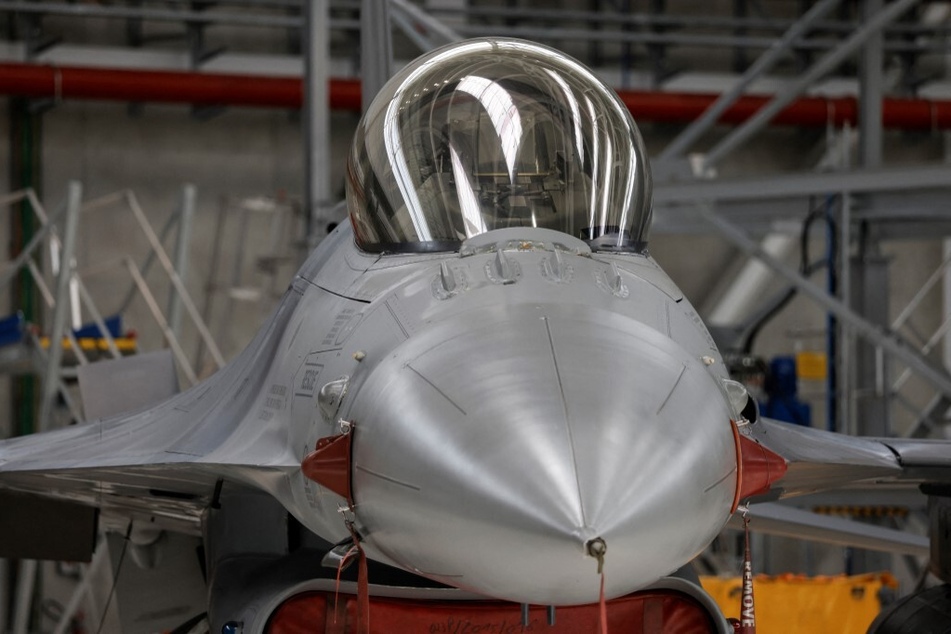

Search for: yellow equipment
xmin=701 ymin=573 xmax=898 ymax=633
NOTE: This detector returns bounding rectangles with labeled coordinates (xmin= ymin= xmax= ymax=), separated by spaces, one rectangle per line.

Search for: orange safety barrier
xmin=701 ymin=573 xmax=898 ymax=634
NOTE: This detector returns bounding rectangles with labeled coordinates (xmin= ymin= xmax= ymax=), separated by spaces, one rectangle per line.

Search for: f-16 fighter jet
xmin=2 ymin=37 xmax=950 ymax=634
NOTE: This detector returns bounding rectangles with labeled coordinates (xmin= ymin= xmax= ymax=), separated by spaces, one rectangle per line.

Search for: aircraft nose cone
xmin=349 ymin=303 xmax=736 ymax=605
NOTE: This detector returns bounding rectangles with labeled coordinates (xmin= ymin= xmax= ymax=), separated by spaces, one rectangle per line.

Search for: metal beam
xmin=697 ymin=204 xmax=951 ymax=402
xmin=390 ymin=0 xmax=461 ymax=50
xmin=4 ymin=2 xmax=951 ymax=56
xmin=0 ymin=207 xmax=63 ymax=291
xmin=945 ymin=240 xmax=951 ymax=384
xmin=12 ymin=560 xmax=37 ymax=634
xmin=0 ymin=559 xmax=6 ymax=634
xmin=700 ymin=0 xmax=919 ymax=171
xmin=0 ymin=1 xmax=304 ymax=28
xmin=660 ymin=215 xmax=951 ymax=241
xmin=453 ymin=22 xmax=822 ymax=51
xmin=419 ymin=3 xmax=933 ymax=37
xmin=361 ymin=0 xmax=393 ymax=113
xmin=446 ymin=20 xmax=951 ymax=55
xmin=653 ymin=191 xmax=951 ymax=237
xmin=838 ymin=126 xmax=854 ymax=436
xmin=52 ymin=535 xmax=110 ymax=634
xmin=658 ymin=0 xmax=842 ymax=161
xmin=167 ymin=184 xmax=195 ymax=339
xmin=123 ymin=191 xmax=225 ymax=370
xmin=653 ymin=163 xmax=951 ymax=204
xmin=860 ymin=0 xmax=885 ymax=169
xmin=304 ymin=0 xmax=332 ymax=242
xmin=731 ymin=502 xmax=929 ymax=556
xmin=38 ymin=181 xmax=81 ymax=432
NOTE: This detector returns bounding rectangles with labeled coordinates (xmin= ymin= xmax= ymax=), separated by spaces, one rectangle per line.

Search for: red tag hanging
xmin=598 ymin=572 xmax=608 ymax=634
xmin=737 ymin=513 xmax=756 ymax=634
xmin=332 ymin=543 xmax=359 ymax=627
xmin=348 ymin=523 xmax=370 ymax=634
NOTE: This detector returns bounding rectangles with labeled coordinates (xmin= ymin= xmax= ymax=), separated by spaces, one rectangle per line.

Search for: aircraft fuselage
xmin=278 ymin=225 xmax=739 ymax=605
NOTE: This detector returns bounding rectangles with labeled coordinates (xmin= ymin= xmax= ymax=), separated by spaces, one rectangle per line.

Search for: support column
xmin=837 ymin=126 xmax=854 ymax=436
xmin=303 ymin=0 xmax=333 ymax=244
xmin=859 ymin=0 xmax=884 ymax=169
xmin=37 ymin=181 xmax=81 ymax=433
xmin=361 ymin=0 xmax=392 ymax=112
xmin=8 ymin=98 xmax=41 ymax=438
xmin=945 ymin=239 xmax=951 ymax=380
xmin=3 ymin=95 xmax=42 ymax=634
xmin=848 ymin=3 xmax=889 ymax=577
xmin=168 ymin=184 xmax=196 ymax=339
xmin=852 ymin=0 xmax=888 ymax=437
xmin=849 ymin=242 xmax=892 ymax=576
xmin=12 ymin=560 xmax=37 ymax=634
xmin=851 ymin=251 xmax=891 ymax=437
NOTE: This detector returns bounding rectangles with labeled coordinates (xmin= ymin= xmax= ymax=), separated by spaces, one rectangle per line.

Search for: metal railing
xmin=81 ymin=188 xmax=226 ymax=374
xmin=0 ymin=183 xmax=225 ymax=434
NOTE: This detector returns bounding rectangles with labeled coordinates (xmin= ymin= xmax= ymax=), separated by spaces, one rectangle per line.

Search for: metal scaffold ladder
xmin=0 ymin=181 xmax=226 ymax=634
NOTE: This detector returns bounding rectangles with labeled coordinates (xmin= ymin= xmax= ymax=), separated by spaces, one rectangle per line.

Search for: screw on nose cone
xmin=586 ymin=537 xmax=607 ymax=573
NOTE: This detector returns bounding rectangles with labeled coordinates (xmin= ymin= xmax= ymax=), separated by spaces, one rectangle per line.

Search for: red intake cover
xmin=731 ymin=422 xmax=788 ymax=512
xmin=301 ymin=432 xmax=352 ymax=503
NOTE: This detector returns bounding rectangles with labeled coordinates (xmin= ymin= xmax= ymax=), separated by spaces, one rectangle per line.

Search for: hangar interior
xmin=1 ymin=0 xmax=951 ymax=632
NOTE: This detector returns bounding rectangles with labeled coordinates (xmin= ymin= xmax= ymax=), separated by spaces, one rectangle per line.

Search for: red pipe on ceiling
xmin=2 ymin=61 xmax=951 ymax=130
xmin=0 ymin=62 xmax=360 ymax=110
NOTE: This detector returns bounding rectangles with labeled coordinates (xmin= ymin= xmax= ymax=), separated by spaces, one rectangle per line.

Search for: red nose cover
xmin=266 ymin=589 xmax=720 ymax=633
xmin=730 ymin=422 xmax=788 ymax=512
xmin=301 ymin=432 xmax=352 ymax=503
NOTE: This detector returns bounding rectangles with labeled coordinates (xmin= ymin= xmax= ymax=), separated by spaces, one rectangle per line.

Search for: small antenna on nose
xmin=438 ymin=261 xmax=457 ymax=293
xmin=493 ymin=247 xmax=517 ymax=284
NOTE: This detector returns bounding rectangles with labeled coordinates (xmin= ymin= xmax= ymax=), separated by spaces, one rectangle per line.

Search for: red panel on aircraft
xmin=301 ymin=433 xmax=353 ymax=503
xmin=736 ymin=433 xmax=788 ymax=503
xmin=266 ymin=590 xmax=719 ymax=633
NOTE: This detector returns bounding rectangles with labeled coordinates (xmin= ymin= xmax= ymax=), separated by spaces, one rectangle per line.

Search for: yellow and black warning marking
xmin=812 ymin=505 xmax=909 ymax=519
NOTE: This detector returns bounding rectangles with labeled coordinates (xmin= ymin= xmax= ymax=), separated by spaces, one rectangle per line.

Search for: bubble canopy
xmin=346 ymin=38 xmax=653 ymax=253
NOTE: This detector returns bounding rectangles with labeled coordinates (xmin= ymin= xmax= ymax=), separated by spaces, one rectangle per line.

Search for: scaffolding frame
xmin=0 ymin=183 xmax=225 ymax=431
xmin=0 ymin=182 xmax=226 ymax=634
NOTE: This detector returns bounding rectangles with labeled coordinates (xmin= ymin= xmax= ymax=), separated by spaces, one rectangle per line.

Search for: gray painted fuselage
xmin=286 ymin=224 xmax=738 ymax=605
xmin=0 ymin=223 xmax=740 ymax=614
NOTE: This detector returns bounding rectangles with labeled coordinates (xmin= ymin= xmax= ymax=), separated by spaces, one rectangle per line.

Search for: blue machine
xmin=0 ymin=312 xmax=24 ymax=347
xmin=761 ymin=356 xmax=811 ymax=427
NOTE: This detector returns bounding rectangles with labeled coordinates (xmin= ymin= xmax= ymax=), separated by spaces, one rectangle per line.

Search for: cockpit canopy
xmin=346 ymin=38 xmax=653 ymax=253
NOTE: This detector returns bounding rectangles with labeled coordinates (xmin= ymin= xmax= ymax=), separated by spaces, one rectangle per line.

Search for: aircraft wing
xmin=879 ymin=437 xmax=951 ymax=485
xmin=0 ymin=287 xmax=305 ymax=540
xmin=0 ymin=420 xmax=277 ymax=536
xmin=725 ymin=502 xmax=930 ymax=556
xmin=734 ymin=417 xmax=951 ymax=574
xmin=747 ymin=416 xmax=951 ymax=499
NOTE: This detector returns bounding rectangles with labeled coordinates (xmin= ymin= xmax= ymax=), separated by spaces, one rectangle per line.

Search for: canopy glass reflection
xmin=347 ymin=38 xmax=652 ymax=253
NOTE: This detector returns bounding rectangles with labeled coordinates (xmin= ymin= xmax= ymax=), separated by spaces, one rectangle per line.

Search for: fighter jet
xmin=1 ymin=38 xmax=950 ymax=633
